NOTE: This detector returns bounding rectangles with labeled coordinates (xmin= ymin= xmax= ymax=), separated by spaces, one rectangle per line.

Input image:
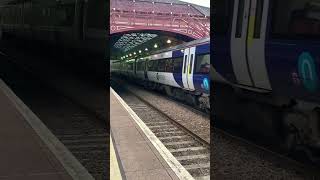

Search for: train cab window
xmin=195 ymin=54 xmax=210 ymax=74
xmin=271 ymin=0 xmax=320 ymax=39
xmin=173 ymin=57 xmax=183 ymax=73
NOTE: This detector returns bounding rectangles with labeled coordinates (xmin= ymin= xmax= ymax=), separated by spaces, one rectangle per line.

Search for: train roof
xmin=151 ymin=37 xmax=210 ymax=55
xmin=114 ymin=37 xmax=210 ymax=63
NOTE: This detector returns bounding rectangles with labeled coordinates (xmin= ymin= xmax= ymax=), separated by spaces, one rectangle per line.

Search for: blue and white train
xmin=112 ymin=37 xmax=210 ymax=112
xmin=213 ymin=0 xmax=320 ymax=157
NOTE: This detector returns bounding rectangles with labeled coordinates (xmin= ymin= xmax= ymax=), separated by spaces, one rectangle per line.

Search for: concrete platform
xmin=110 ymin=88 xmax=193 ymax=180
xmin=0 ymin=79 xmax=93 ymax=180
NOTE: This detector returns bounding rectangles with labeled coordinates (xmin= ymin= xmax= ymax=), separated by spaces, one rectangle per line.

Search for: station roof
xmin=146 ymin=0 xmax=210 ymax=16
xmin=113 ymin=33 xmax=158 ymax=52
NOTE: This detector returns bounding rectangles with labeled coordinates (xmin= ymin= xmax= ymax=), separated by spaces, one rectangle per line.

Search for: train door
xmin=230 ymin=0 xmax=271 ymax=90
xmin=182 ymin=47 xmax=196 ymax=91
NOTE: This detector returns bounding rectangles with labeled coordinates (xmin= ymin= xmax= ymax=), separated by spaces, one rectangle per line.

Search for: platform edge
xmin=0 ymin=78 xmax=95 ymax=180
xmin=111 ymin=87 xmax=195 ymax=180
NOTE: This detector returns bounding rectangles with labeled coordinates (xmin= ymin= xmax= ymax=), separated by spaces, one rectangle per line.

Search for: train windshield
xmin=195 ymin=54 xmax=210 ymax=74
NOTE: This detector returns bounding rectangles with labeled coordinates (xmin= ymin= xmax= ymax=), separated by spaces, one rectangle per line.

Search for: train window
xmin=158 ymin=59 xmax=166 ymax=72
xmin=253 ymin=0 xmax=264 ymax=38
xmin=235 ymin=0 xmax=245 ymax=38
xmin=183 ymin=55 xmax=188 ymax=73
xmin=271 ymin=0 xmax=320 ymax=39
xmin=128 ymin=63 xmax=134 ymax=71
xmin=137 ymin=61 xmax=145 ymax=71
xmin=147 ymin=60 xmax=153 ymax=71
xmin=148 ymin=60 xmax=158 ymax=71
xmin=165 ymin=59 xmax=174 ymax=72
xmin=195 ymin=54 xmax=210 ymax=74
xmin=215 ymin=0 xmax=233 ymax=35
xmin=189 ymin=54 xmax=194 ymax=74
xmin=173 ymin=57 xmax=183 ymax=73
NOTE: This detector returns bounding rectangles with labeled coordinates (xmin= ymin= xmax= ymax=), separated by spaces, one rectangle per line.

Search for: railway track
xmin=0 ymin=53 xmax=108 ymax=179
xmin=111 ymin=80 xmax=210 ymax=180
xmin=112 ymin=77 xmax=320 ymax=178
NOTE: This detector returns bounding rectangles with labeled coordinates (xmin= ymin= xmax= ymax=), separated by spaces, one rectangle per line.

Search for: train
xmin=111 ymin=37 xmax=210 ymax=112
xmin=213 ymin=0 xmax=320 ymax=160
xmin=0 ymin=0 xmax=108 ymax=77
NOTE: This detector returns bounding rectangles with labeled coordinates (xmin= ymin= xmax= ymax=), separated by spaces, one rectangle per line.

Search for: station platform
xmin=0 ymin=79 xmax=93 ymax=180
xmin=110 ymin=88 xmax=193 ymax=180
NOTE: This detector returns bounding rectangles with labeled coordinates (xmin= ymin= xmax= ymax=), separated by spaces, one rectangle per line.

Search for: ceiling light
xmin=166 ymin=39 xmax=171 ymax=44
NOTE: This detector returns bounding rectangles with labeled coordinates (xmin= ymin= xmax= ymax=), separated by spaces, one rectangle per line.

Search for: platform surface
xmin=110 ymin=88 xmax=181 ymax=180
xmin=0 ymin=82 xmax=74 ymax=179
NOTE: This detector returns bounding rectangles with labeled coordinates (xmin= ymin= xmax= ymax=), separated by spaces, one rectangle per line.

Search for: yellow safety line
xmin=110 ymin=136 xmax=123 ymax=180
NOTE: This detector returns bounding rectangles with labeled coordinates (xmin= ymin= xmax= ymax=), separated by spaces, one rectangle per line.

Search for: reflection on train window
xmin=165 ymin=59 xmax=174 ymax=72
xmin=195 ymin=54 xmax=210 ymax=74
xmin=147 ymin=60 xmax=153 ymax=71
xmin=128 ymin=63 xmax=134 ymax=71
xmin=148 ymin=60 xmax=158 ymax=71
xmin=137 ymin=61 xmax=145 ymax=71
xmin=157 ymin=59 xmax=165 ymax=72
xmin=173 ymin=57 xmax=183 ymax=73
xmin=272 ymin=0 xmax=320 ymax=39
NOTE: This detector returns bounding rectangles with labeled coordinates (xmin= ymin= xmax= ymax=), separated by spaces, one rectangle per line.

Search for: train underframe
xmin=214 ymin=82 xmax=320 ymax=162
xmin=117 ymin=73 xmax=210 ymax=113
xmin=144 ymin=79 xmax=210 ymax=113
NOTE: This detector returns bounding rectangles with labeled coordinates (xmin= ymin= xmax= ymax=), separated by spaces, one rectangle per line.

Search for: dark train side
xmin=213 ymin=0 xmax=320 ymax=162
xmin=0 ymin=0 xmax=108 ymax=78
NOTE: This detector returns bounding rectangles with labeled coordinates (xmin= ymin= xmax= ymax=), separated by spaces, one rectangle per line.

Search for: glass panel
xmin=236 ymin=0 xmax=245 ymax=38
xmin=195 ymin=54 xmax=210 ymax=74
xmin=254 ymin=0 xmax=264 ymax=38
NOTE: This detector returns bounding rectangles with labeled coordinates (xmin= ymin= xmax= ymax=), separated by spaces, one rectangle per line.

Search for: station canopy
xmin=113 ymin=33 xmax=158 ymax=52
xmin=110 ymin=0 xmax=209 ymax=60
